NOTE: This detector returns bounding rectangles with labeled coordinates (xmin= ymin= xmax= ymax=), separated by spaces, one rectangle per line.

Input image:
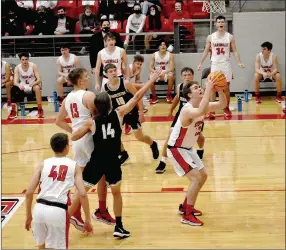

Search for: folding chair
xmin=259 ymin=78 xmax=276 ymax=92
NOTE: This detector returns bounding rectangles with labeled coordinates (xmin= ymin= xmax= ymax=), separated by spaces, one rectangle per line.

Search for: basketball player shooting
xmin=197 ymin=15 xmax=244 ymax=119
xmin=167 ymin=73 xmax=227 ymax=226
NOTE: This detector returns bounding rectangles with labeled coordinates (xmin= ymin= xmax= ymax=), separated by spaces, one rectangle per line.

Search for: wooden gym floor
xmin=1 ymin=96 xmax=285 ymax=249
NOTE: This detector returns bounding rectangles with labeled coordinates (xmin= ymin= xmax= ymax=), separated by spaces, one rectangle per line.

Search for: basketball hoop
xmin=202 ymin=0 xmax=226 ymax=14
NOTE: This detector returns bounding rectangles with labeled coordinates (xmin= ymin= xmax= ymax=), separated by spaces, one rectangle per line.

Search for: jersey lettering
xmin=102 ymin=123 xmax=115 ymax=139
xmin=116 ymin=97 xmax=125 ymax=106
xmin=216 ymin=48 xmax=225 ymax=55
xmin=70 ymin=103 xmax=79 ymax=118
xmin=48 ymin=165 xmax=68 ymax=182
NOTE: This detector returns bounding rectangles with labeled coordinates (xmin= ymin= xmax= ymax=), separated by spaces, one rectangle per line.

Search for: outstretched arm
xmin=230 ymin=36 xmax=244 ymax=68
xmin=197 ymin=35 xmax=211 ymax=70
xmin=55 ymin=99 xmax=72 ymax=133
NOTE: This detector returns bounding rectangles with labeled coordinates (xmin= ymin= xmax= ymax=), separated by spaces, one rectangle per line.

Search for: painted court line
xmin=2 ymin=113 xmax=285 ymax=125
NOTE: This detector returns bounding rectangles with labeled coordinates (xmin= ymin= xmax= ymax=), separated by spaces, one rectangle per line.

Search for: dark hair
xmin=134 ymin=55 xmax=144 ymax=63
xmin=133 ymin=3 xmax=141 ymax=10
xmin=67 ymin=68 xmax=87 ymax=85
xmin=57 ymin=6 xmax=66 ymax=12
xmin=94 ymin=92 xmax=111 ymax=117
xmin=50 ymin=133 xmax=69 ymax=153
xmin=147 ymin=5 xmax=162 ymax=30
xmin=182 ymin=81 xmax=199 ymax=101
xmin=84 ymin=5 xmax=92 ymax=11
xmin=60 ymin=43 xmax=70 ymax=50
xmin=18 ymin=52 xmax=30 ymax=59
xmin=157 ymin=39 xmax=169 ymax=49
xmin=261 ymin=41 xmax=273 ymax=51
xmin=104 ymin=63 xmax=117 ymax=73
xmin=101 ymin=19 xmax=110 ymax=26
xmin=216 ymin=15 xmax=226 ymax=21
xmin=181 ymin=67 xmax=194 ymax=76
xmin=104 ymin=32 xmax=116 ymax=41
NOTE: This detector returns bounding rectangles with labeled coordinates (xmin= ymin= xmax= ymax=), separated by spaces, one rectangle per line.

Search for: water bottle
xmin=21 ymin=104 xmax=25 ymax=116
xmin=244 ymin=89 xmax=249 ymax=102
xmin=55 ymin=101 xmax=59 ymax=112
xmin=237 ymin=97 xmax=242 ymax=112
xmin=53 ymin=91 xmax=58 ymax=102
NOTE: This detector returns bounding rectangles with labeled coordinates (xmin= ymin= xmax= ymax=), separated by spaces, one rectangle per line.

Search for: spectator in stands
xmin=149 ymin=39 xmax=175 ymax=104
xmin=1 ymin=60 xmax=13 ymax=108
xmin=168 ymin=1 xmax=190 ymax=28
xmin=141 ymin=0 xmax=162 ymax=15
xmin=82 ymin=0 xmax=96 ymax=5
xmin=124 ymin=3 xmax=146 ymax=52
xmin=122 ymin=0 xmax=140 ymax=19
xmin=13 ymin=53 xmax=44 ymax=119
xmin=2 ymin=8 xmax=25 ymax=37
xmin=31 ymin=6 xmax=56 ymax=35
xmin=79 ymin=5 xmax=98 ymax=36
xmin=89 ymin=19 xmax=123 ymax=75
xmin=254 ymin=41 xmax=284 ymax=104
xmin=54 ymin=6 xmax=75 ymax=35
xmin=56 ymin=44 xmax=80 ymax=104
xmin=15 ymin=0 xmax=35 ymax=26
xmin=98 ymin=0 xmax=124 ymax=21
xmin=144 ymin=5 xmax=165 ymax=50
xmin=36 ymin=0 xmax=58 ymax=9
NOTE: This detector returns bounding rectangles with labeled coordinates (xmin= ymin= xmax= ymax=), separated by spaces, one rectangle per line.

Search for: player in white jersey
xmin=167 ymin=78 xmax=227 ymax=226
xmin=13 ymin=52 xmax=44 ymax=118
xmin=94 ymin=32 xmax=130 ymax=92
xmin=55 ymin=68 xmax=116 ymax=231
xmin=149 ymin=40 xmax=175 ymax=104
xmin=254 ymin=41 xmax=284 ymax=104
xmin=25 ymin=133 xmax=93 ymax=249
xmin=197 ymin=15 xmax=244 ymax=119
xmin=1 ymin=60 xmax=13 ymax=109
xmin=56 ymin=44 xmax=80 ymax=104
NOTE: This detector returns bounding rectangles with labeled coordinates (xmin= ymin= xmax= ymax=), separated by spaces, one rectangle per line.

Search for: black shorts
xmin=82 ymin=154 xmax=122 ymax=186
xmin=123 ymin=110 xmax=141 ymax=130
xmin=11 ymin=85 xmax=36 ymax=102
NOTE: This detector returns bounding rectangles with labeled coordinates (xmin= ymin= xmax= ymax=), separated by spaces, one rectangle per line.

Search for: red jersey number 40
xmin=48 ymin=165 xmax=68 ymax=181
xmin=216 ymin=48 xmax=225 ymax=55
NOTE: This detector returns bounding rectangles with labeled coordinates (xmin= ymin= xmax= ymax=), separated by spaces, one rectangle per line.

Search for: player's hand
xmin=92 ymin=68 xmax=96 ymax=75
xmin=83 ymin=220 xmax=93 ymax=234
xmin=150 ymin=69 xmax=162 ymax=82
xmin=205 ymin=77 xmax=215 ymax=90
xmin=29 ymin=82 xmax=35 ymax=87
xmin=139 ymin=112 xmax=145 ymax=123
xmin=160 ymin=70 xmax=166 ymax=77
xmin=95 ymin=83 xmax=101 ymax=92
xmin=238 ymin=63 xmax=244 ymax=68
xmin=25 ymin=215 xmax=32 ymax=231
xmin=197 ymin=64 xmax=202 ymax=71
xmin=19 ymin=83 xmax=25 ymax=91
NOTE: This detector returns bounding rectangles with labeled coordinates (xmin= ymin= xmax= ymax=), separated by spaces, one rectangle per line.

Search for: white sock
xmin=161 ymin=156 xmax=167 ymax=163
xmin=197 ymin=148 xmax=204 ymax=151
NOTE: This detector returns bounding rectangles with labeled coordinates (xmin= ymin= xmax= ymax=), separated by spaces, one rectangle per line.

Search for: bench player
xmin=25 ymin=133 xmax=93 ymax=249
xmin=254 ymin=41 xmax=284 ymax=103
xmin=55 ymin=68 xmax=115 ymax=231
xmin=69 ymin=69 xmax=161 ymax=238
xmin=103 ymin=63 xmax=159 ymax=165
xmin=167 ymin=78 xmax=227 ymax=226
xmin=149 ymin=39 xmax=175 ymax=104
xmin=94 ymin=32 xmax=130 ymax=92
xmin=56 ymin=44 xmax=80 ymax=104
xmin=155 ymin=67 xmax=205 ymax=174
xmin=197 ymin=15 xmax=244 ymax=119
xmin=13 ymin=52 xmax=44 ymax=118
xmin=1 ymin=60 xmax=13 ymax=107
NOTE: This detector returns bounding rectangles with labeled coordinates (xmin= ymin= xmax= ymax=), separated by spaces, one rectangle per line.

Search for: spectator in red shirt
xmin=168 ymin=1 xmax=190 ymax=31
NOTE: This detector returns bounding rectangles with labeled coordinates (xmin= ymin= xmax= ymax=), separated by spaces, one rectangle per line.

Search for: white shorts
xmin=167 ymin=147 xmax=204 ymax=176
xmin=211 ymin=61 xmax=233 ymax=82
xmin=32 ymin=203 xmax=69 ymax=249
xmin=72 ymin=132 xmax=94 ymax=167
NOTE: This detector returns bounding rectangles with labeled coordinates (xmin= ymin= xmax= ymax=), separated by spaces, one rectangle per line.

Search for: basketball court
xmin=1 ymin=97 xmax=285 ymax=249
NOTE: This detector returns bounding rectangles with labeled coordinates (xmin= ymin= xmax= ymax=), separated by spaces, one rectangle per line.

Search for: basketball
xmin=208 ymin=71 xmax=227 ymax=91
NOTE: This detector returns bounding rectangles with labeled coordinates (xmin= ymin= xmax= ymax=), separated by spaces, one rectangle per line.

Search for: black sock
xmin=116 ymin=216 xmax=122 ymax=227
xmin=151 ymin=141 xmax=156 ymax=148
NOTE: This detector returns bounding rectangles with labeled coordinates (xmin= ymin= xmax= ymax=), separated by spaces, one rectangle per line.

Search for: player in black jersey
xmin=155 ymin=67 xmax=205 ymax=174
xmin=69 ymin=69 xmax=161 ymax=238
xmin=103 ymin=63 xmax=159 ymax=165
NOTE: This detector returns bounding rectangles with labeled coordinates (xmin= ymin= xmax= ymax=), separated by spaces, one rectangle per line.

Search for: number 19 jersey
xmin=37 ymin=157 xmax=77 ymax=205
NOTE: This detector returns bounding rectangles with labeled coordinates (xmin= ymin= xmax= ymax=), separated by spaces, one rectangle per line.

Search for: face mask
xmin=134 ymin=9 xmax=141 ymax=14
xmin=85 ymin=12 xmax=91 ymax=16
xmin=150 ymin=10 xmax=156 ymax=16
xmin=8 ymin=13 xmax=15 ymax=17
xmin=38 ymin=12 xmax=44 ymax=16
xmin=59 ymin=14 xmax=65 ymax=19
xmin=102 ymin=27 xmax=110 ymax=33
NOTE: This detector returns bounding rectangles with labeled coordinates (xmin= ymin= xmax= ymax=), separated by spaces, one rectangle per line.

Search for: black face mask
xmin=38 ymin=12 xmax=45 ymax=16
xmin=8 ymin=13 xmax=15 ymax=18
xmin=134 ymin=9 xmax=141 ymax=14
xmin=59 ymin=14 xmax=65 ymax=19
xmin=102 ymin=27 xmax=110 ymax=33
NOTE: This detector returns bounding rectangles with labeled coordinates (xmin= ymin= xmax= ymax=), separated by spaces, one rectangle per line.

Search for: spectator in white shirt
xmin=124 ymin=3 xmax=146 ymax=52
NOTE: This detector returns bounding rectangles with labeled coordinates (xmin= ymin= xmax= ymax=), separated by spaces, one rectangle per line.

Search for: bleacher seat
xmin=188 ymin=1 xmax=210 ymax=19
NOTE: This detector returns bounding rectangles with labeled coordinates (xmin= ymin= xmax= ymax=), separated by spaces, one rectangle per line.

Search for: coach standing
xmin=89 ymin=19 xmax=123 ymax=76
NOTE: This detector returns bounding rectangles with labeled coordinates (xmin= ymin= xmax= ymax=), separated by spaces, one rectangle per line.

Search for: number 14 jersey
xmin=210 ymin=31 xmax=231 ymax=64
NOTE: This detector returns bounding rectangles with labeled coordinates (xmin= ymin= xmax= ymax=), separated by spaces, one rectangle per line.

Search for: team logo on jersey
xmin=1 ymin=197 xmax=25 ymax=228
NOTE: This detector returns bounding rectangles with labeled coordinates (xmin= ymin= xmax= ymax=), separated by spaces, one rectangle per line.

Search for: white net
xmin=202 ymin=0 xmax=226 ymax=14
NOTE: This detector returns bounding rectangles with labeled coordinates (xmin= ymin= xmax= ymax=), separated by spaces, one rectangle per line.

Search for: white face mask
xmin=85 ymin=12 xmax=91 ymax=16
xmin=150 ymin=10 xmax=156 ymax=16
